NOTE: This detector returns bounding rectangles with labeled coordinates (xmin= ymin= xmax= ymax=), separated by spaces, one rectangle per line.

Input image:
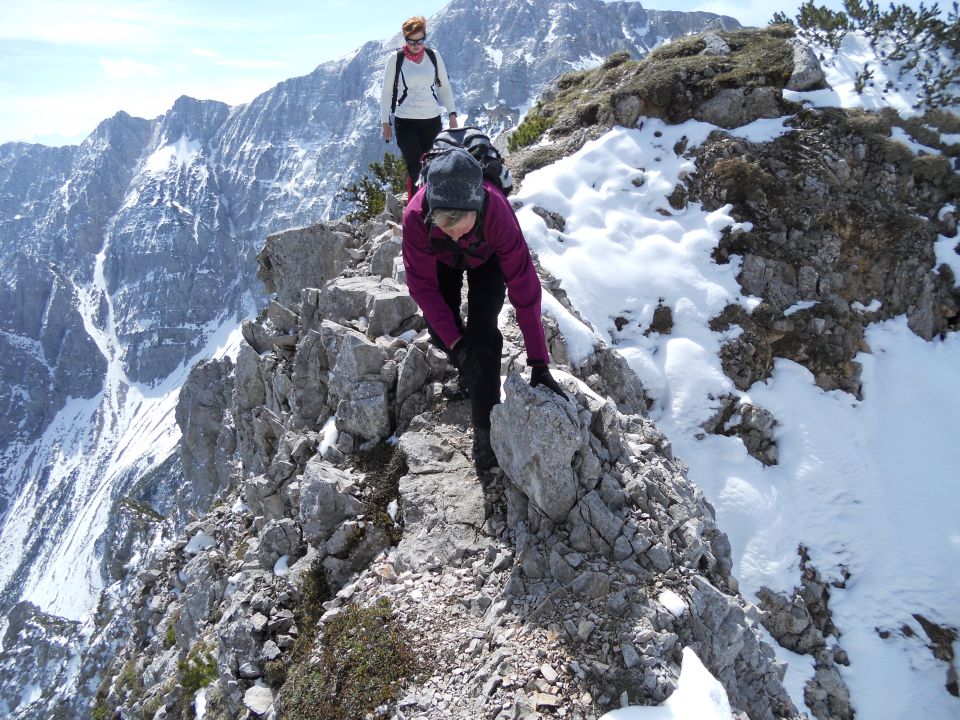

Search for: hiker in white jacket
xmin=380 ymin=15 xmax=459 ymax=196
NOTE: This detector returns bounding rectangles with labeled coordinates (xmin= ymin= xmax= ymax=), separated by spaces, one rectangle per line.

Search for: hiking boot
xmin=473 ymin=427 xmax=497 ymax=474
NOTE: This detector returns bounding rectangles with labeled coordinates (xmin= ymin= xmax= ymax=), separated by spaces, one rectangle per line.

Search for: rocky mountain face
xmin=0 ymin=0 xmax=738 ymax=633
xmin=510 ymin=23 xmax=959 ymax=717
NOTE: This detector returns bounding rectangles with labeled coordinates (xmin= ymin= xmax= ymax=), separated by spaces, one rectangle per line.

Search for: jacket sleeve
xmin=380 ymin=53 xmax=397 ymax=124
xmin=433 ymin=51 xmax=458 ymax=117
xmin=485 ymin=191 xmax=550 ymax=364
xmin=401 ymin=197 xmax=462 ymax=349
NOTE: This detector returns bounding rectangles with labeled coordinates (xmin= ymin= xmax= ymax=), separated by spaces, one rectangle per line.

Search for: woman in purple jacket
xmin=402 ymin=149 xmax=566 ymax=473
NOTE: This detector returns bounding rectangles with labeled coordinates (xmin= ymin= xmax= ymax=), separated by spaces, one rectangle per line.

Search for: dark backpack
xmin=390 ymin=48 xmax=440 ymax=115
xmin=418 ymin=126 xmax=514 ymax=197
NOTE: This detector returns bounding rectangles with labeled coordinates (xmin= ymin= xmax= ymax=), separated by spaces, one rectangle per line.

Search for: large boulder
xmin=394 ymin=421 xmax=486 ymax=569
xmin=176 ymin=357 xmax=236 ymax=505
xmin=490 ymin=373 xmax=582 ymax=524
xmin=298 ymin=457 xmax=364 ymax=545
xmin=256 ymin=223 xmax=353 ymax=306
xmin=694 ymin=87 xmax=781 ymax=128
xmin=786 ymin=39 xmax=825 ymax=91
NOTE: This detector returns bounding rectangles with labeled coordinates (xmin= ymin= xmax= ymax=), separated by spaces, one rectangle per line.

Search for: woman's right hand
xmin=382 ymin=122 xmax=392 ymax=142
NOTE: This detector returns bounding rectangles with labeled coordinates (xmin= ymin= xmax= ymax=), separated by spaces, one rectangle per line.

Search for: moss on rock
xmin=278 ymin=599 xmax=416 ymax=720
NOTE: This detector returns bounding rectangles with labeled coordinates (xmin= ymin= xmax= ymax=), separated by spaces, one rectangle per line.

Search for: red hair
xmin=402 ymin=16 xmax=426 ymax=36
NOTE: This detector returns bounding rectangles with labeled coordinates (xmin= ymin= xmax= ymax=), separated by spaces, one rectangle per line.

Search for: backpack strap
xmin=424 ymin=48 xmax=440 ymax=87
xmin=391 ymin=49 xmax=407 ymax=114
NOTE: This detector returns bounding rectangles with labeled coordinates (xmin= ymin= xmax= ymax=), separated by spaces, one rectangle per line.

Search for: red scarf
xmin=403 ymin=46 xmax=425 ymax=63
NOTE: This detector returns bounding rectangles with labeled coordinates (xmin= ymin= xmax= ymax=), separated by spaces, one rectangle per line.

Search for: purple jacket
xmin=402 ymin=181 xmax=550 ymax=363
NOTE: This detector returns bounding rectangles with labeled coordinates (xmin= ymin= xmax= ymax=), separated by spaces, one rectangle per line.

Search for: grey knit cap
xmin=425 ymin=149 xmax=484 ymax=214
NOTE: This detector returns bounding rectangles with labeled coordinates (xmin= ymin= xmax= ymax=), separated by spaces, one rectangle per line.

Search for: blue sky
xmin=0 ymin=0 xmax=931 ymax=146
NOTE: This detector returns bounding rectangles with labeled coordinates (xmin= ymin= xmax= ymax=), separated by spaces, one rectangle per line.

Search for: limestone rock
xmin=298 ymin=458 xmax=363 ymax=545
xmin=787 ymin=39 xmax=825 ymax=91
xmin=257 ymin=224 xmax=352 ymax=306
xmin=694 ymin=87 xmax=781 ymax=129
xmin=491 ymin=373 xmax=581 ymax=524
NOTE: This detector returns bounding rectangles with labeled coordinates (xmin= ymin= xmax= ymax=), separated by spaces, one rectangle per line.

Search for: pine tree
xmin=792 ymin=1 xmax=958 ymax=109
xmin=339 ymin=153 xmax=407 ymax=223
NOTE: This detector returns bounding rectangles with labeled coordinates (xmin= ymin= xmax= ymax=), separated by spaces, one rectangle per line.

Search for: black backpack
xmin=390 ymin=48 xmax=440 ymax=115
xmin=418 ymin=126 xmax=514 ymax=197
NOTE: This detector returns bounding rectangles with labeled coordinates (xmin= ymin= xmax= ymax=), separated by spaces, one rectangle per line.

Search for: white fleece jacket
xmin=380 ymin=48 xmax=457 ymax=123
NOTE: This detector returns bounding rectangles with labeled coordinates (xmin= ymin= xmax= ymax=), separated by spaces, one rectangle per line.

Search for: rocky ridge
xmin=88 ymin=192 xmax=799 ymax=720
xmin=510 ymin=24 xmax=959 ymax=397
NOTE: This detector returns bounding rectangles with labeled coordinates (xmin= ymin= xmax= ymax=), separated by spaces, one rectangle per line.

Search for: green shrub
xmin=508 ymin=111 xmax=556 ymax=153
xmin=178 ymin=644 xmax=218 ymax=694
xmin=264 ymin=658 xmax=288 ymax=687
xmin=278 ymin=599 xmax=416 ymax=720
xmin=350 ymin=442 xmax=408 ymax=544
xmin=141 ymin=694 xmax=165 ymax=718
xmin=338 ymin=153 xmax=407 ymax=223
xmin=294 ymin=559 xmax=331 ymax=652
xmin=164 ymin=624 xmax=176 ymax=649
xmin=790 ymin=1 xmax=959 ymax=109
xmin=117 ymin=659 xmax=142 ymax=703
xmin=796 ymin=0 xmax=852 ymax=47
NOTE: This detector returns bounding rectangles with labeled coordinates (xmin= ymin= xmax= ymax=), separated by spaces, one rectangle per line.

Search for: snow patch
xmin=144 ymin=135 xmax=203 ymax=175
xmin=319 ymin=415 xmax=339 ymax=457
xmin=658 ymin=589 xmax=687 ymax=617
xmin=600 ymin=647 xmax=732 ymax=719
xmin=195 ymin=686 xmax=207 ymax=718
xmin=934 ymin=232 xmax=960 ymax=284
xmin=851 ymin=299 xmax=882 ymax=312
xmin=890 ymin=126 xmax=941 ymax=156
xmin=782 ymin=31 xmax=960 ymax=116
xmin=784 ymin=300 xmax=818 ymax=316
xmin=567 ymin=53 xmax=604 ymax=71
xmin=725 ymin=116 xmax=794 ymax=143
xmin=486 ymin=47 xmax=504 ymax=68
xmin=185 ymin=531 xmax=215 ymax=554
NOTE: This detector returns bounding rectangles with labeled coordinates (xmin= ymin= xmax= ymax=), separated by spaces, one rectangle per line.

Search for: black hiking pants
xmin=427 ymin=256 xmax=506 ymax=430
xmin=394 ymin=115 xmax=442 ymax=185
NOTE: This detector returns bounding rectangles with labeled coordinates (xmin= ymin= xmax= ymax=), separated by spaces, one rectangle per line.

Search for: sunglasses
xmin=404 ymin=35 xmax=427 ymax=45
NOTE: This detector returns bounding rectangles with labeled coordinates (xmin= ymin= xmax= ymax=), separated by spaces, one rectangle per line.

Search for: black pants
xmin=394 ymin=115 xmax=442 ymax=184
xmin=428 ymin=257 xmax=506 ymax=430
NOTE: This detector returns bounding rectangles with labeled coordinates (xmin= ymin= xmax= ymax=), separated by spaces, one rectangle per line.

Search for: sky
xmin=510 ymin=30 xmax=960 ymax=719
xmin=0 ymin=0 xmax=933 ymax=146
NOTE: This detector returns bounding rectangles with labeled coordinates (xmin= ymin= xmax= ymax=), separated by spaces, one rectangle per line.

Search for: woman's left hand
xmin=530 ymin=364 xmax=568 ymax=400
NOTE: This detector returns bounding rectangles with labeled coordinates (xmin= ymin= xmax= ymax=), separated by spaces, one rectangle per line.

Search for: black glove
xmin=450 ymin=338 xmax=482 ymax=394
xmin=530 ymin=364 xmax=568 ymax=400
